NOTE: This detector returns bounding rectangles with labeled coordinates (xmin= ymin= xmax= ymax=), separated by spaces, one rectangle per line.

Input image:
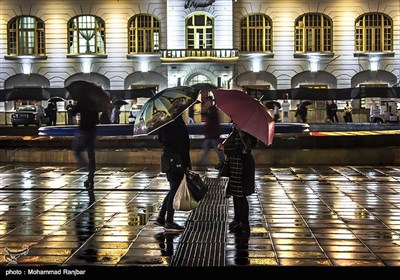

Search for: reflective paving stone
xmin=1 ymin=164 xmax=400 ymax=268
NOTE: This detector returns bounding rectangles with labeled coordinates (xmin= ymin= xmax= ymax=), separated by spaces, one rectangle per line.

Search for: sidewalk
xmin=1 ymin=163 xmax=400 ymax=273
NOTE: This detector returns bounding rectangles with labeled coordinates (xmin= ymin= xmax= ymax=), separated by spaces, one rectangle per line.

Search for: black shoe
xmin=230 ymin=222 xmax=250 ymax=233
xmin=84 ymin=180 xmax=94 ymax=190
xmin=228 ymin=220 xmax=239 ymax=231
xmin=154 ymin=216 xmax=165 ymax=226
xmin=164 ymin=222 xmax=185 ymax=232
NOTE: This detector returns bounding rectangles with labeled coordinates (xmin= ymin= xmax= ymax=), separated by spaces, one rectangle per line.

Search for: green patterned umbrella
xmin=133 ymin=86 xmax=199 ymax=136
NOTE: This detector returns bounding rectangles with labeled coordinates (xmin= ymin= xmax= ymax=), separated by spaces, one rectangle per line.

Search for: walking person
xmin=66 ymin=101 xmax=75 ymax=125
xmin=329 ymin=100 xmax=339 ymax=122
xmin=273 ymin=103 xmax=280 ymax=122
xmin=344 ymin=101 xmax=353 ymax=122
xmin=217 ymin=123 xmax=256 ymax=234
xmin=111 ymin=105 xmax=121 ymax=124
xmin=197 ymin=96 xmax=224 ymax=169
xmin=46 ymin=101 xmax=57 ymax=126
xmin=71 ymin=102 xmax=99 ymax=189
xmin=155 ymin=115 xmax=191 ymax=232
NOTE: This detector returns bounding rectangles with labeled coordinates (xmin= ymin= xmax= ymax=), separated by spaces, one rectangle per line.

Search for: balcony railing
xmin=160 ymin=48 xmax=239 ymax=63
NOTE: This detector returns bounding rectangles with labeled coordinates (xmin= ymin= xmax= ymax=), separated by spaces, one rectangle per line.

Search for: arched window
xmin=186 ymin=13 xmax=213 ymax=49
xmin=241 ymin=14 xmax=272 ymax=53
xmin=68 ymin=15 xmax=106 ymax=55
xmin=295 ymin=13 xmax=332 ymax=53
xmin=128 ymin=14 xmax=160 ymax=54
xmin=355 ymin=13 xmax=393 ymax=53
xmin=7 ymin=16 xmax=45 ymax=56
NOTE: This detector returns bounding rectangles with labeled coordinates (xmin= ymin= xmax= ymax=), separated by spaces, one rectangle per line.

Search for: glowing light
xmin=22 ymin=63 xmax=31 ymax=75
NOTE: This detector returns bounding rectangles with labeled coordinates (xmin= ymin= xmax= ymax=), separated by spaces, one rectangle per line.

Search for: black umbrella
xmin=6 ymin=88 xmax=50 ymax=101
xmin=300 ymin=100 xmax=313 ymax=106
xmin=113 ymin=99 xmax=129 ymax=106
xmin=191 ymin=83 xmax=217 ymax=92
xmin=47 ymin=97 xmax=65 ymax=103
xmin=265 ymin=101 xmax=281 ymax=109
xmin=66 ymin=81 xmax=110 ymax=112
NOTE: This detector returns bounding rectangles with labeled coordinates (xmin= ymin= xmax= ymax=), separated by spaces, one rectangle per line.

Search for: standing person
xmin=325 ymin=101 xmax=332 ymax=122
xmin=46 ymin=101 xmax=57 ymax=126
xmin=217 ymin=123 xmax=256 ymax=234
xmin=329 ymin=100 xmax=339 ymax=122
xmin=187 ymin=105 xmax=195 ymax=124
xmin=273 ymin=103 xmax=280 ymax=122
xmin=344 ymin=101 xmax=353 ymax=122
xmin=295 ymin=103 xmax=307 ymax=123
xmin=66 ymin=101 xmax=75 ymax=125
xmin=197 ymin=96 xmax=224 ymax=169
xmin=71 ymin=103 xmax=99 ymax=189
xmin=155 ymin=115 xmax=191 ymax=232
xmin=111 ymin=105 xmax=121 ymax=124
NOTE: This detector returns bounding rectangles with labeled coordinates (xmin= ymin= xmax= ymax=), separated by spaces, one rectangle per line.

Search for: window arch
xmin=186 ymin=13 xmax=213 ymax=49
xmin=295 ymin=13 xmax=332 ymax=53
xmin=7 ymin=16 xmax=45 ymax=56
xmin=128 ymin=14 xmax=160 ymax=54
xmin=355 ymin=13 xmax=393 ymax=53
xmin=68 ymin=15 xmax=106 ymax=55
xmin=241 ymin=14 xmax=272 ymax=53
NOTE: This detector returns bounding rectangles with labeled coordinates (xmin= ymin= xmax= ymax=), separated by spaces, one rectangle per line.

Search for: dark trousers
xmin=72 ymin=130 xmax=97 ymax=182
xmin=67 ymin=113 xmax=74 ymax=125
xmin=233 ymin=196 xmax=249 ymax=225
xmin=159 ymin=172 xmax=184 ymax=223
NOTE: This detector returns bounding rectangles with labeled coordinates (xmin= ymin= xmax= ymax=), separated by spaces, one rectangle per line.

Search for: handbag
xmin=218 ymin=159 xmax=230 ymax=177
xmin=161 ymin=149 xmax=185 ymax=173
xmin=173 ymin=173 xmax=198 ymax=211
xmin=186 ymin=170 xmax=208 ymax=202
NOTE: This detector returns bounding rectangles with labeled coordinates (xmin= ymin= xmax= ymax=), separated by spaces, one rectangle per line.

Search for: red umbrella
xmin=212 ymin=89 xmax=275 ymax=146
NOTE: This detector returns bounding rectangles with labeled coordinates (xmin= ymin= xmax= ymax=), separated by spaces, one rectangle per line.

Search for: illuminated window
xmin=241 ymin=14 xmax=272 ymax=53
xmin=8 ymin=16 xmax=45 ymax=56
xmin=295 ymin=13 xmax=332 ymax=53
xmin=355 ymin=13 xmax=393 ymax=52
xmin=68 ymin=15 xmax=106 ymax=55
xmin=128 ymin=14 xmax=160 ymax=54
xmin=186 ymin=13 xmax=213 ymax=49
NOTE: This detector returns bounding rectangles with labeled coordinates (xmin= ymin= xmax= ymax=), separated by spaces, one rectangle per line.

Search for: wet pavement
xmin=1 ymin=163 xmax=400 ymax=274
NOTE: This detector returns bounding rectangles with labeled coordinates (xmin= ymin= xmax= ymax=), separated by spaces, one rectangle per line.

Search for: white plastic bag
xmin=173 ymin=174 xmax=198 ymax=211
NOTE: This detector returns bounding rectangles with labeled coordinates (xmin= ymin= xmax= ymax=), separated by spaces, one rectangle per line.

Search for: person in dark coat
xmin=155 ymin=115 xmax=191 ymax=232
xmin=46 ymin=101 xmax=57 ymax=126
xmin=71 ymin=103 xmax=99 ymax=189
xmin=218 ymin=123 xmax=256 ymax=233
xmin=197 ymin=96 xmax=224 ymax=168
xmin=66 ymin=101 xmax=75 ymax=125
xmin=329 ymin=100 xmax=339 ymax=122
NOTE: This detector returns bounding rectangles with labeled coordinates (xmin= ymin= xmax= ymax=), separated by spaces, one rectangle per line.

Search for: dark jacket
xmin=72 ymin=105 xmax=99 ymax=131
xmin=224 ymin=127 xmax=255 ymax=197
xmin=203 ymin=105 xmax=220 ymax=139
xmin=159 ymin=116 xmax=191 ymax=170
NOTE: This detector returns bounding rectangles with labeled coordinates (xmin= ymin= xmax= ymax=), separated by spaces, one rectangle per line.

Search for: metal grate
xmin=171 ymin=177 xmax=228 ymax=266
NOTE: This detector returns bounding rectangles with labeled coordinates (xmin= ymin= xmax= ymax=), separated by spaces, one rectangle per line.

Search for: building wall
xmin=0 ymin=0 xmax=399 ymax=124
xmin=233 ymin=0 xmax=400 ymax=90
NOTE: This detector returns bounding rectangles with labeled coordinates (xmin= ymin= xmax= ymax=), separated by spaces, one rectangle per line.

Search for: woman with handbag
xmin=155 ymin=115 xmax=192 ymax=232
xmin=217 ymin=123 xmax=256 ymax=234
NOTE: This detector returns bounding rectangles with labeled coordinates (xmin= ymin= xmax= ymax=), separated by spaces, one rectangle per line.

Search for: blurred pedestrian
xmin=273 ymin=103 xmax=280 ymax=122
xmin=71 ymin=103 xmax=99 ymax=189
xmin=155 ymin=115 xmax=191 ymax=232
xmin=217 ymin=123 xmax=256 ymax=234
xmin=295 ymin=103 xmax=307 ymax=123
xmin=329 ymin=100 xmax=339 ymax=122
xmin=66 ymin=101 xmax=75 ymax=125
xmin=46 ymin=101 xmax=57 ymax=126
xmin=344 ymin=101 xmax=353 ymax=122
xmin=111 ymin=105 xmax=121 ymax=124
xmin=197 ymin=96 xmax=224 ymax=169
